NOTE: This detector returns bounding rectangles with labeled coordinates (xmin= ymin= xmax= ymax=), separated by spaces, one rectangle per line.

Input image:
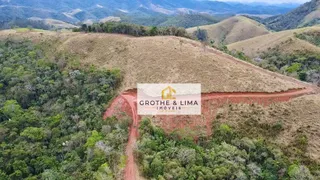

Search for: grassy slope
xmin=186 ymin=16 xmax=269 ymax=45
xmin=228 ymin=26 xmax=320 ymax=58
xmin=0 ymin=30 xmax=304 ymax=93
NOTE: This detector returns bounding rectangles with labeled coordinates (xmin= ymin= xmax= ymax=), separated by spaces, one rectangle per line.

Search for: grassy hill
xmin=261 ymin=0 xmax=320 ymax=31
xmin=228 ymin=26 xmax=320 ymax=85
xmin=0 ymin=30 xmax=304 ymax=93
xmin=59 ymin=33 xmax=305 ymax=93
xmin=228 ymin=26 xmax=320 ymax=57
xmin=187 ymin=16 xmax=269 ymax=45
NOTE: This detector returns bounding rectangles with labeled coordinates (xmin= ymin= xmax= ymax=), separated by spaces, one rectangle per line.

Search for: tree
xmin=149 ymin=26 xmax=158 ymax=36
xmin=288 ymin=164 xmax=314 ymax=180
xmin=1 ymin=100 xmax=23 ymax=119
xmin=193 ymin=28 xmax=208 ymax=42
xmin=20 ymin=127 xmax=46 ymax=141
xmin=94 ymin=163 xmax=114 ymax=180
xmin=85 ymin=130 xmax=103 ymax=147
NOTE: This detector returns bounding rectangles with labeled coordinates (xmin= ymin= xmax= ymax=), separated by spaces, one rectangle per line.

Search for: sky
xmin=215 ymin=0 xmax=309 ymax=4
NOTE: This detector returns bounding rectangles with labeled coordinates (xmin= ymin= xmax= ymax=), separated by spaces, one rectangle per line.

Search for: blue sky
xmin=216 ymin=0 xmax=309 ymax=4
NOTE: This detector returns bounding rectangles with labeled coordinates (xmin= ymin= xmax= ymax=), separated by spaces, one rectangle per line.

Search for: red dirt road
xmin=104 ymin=87 xmax=316 ymax=180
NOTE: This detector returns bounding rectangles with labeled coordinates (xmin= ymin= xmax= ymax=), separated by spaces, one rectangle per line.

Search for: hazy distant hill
xmin=158 ymin=14 xmax=221 ymax=28
xmin=0 ymin=0 xmax=295 ymax=25
xmin=260 ymin=0 xmax=320 ymax=31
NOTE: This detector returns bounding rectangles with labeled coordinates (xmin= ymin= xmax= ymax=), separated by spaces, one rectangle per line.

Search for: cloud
xmin=215 ymin=0 xmax=309 ymax=4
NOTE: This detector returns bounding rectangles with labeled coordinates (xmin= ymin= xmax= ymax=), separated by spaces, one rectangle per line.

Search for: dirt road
xmin=104 ymin=86 xmax=316 ymax=180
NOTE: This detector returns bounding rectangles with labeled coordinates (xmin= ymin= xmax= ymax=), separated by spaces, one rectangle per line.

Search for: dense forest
xmin=74 ymin=22 xmax=189 ymax=38
xmin=136 ymin=119 xmax=315 ymax=179
xmin=0 ymin=40 xmax=130 ymax=179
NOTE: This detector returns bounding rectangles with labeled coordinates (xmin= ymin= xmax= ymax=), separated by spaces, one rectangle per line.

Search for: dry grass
xmin=0 ymin=30 xmax=306 ymax=93
xmin=228 ymin=26 xmax=320 ymax=58
xmin=60 ymin=33 xmax=306 ymax=93
xmin=187 ymin=16 xmax=269 ymax=45
xmin=215 ymin=94 xmax=320 ymax=162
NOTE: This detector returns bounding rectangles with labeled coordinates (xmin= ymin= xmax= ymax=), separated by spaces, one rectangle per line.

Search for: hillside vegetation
xmin=228 ymin=26 xmax=320 ymax=85
xmin=0 ymin=40 xmax=129 ymax=179
xmin=187 ymin=16 xmax=269 ymax=45
xmin=136 ymin=119 xmax=317 ymax=179
xmin=215 ymin=94 xmax=320 ymax=164
xmin=296 ymin=30 xmax=320 ymax=46
xmin=74 ymin=22 xmax=189 ymax=37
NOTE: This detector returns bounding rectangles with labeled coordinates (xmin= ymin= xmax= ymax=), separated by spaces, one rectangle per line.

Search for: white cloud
xmin=215 ymin=0 xmax=309 ymax=4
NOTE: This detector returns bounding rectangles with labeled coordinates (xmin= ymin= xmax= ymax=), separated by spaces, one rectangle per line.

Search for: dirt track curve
xmin=104 ymin=86 xmax=316 ymax=180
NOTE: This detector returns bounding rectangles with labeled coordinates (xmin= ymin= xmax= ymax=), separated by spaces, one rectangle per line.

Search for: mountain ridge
xmin=0 ymin=0 xmax=295 ymax=24
xmin=258 ymin=0 xmax=320 ymax=31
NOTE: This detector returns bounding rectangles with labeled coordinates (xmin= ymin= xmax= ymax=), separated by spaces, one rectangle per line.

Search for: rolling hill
xmin=187 ymin=15 xmax=269 ymax=45
xmin=228 ymin=26 xmax=320 ymax=57
xmin=260 ymin=0 xmax=320 ymax=31
xmin=0 ymin=30 xmax=305 ymax=93
xmin=59 ymin=33 xmax=306 ymax=93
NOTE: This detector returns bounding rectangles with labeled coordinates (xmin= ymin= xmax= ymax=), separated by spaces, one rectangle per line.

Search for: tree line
xmin=73 ymin=22 xmax=189 ymax=38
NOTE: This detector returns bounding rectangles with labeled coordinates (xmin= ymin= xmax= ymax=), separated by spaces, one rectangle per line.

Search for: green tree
xmin=85 ymin=130 xmax=103 ymax=147
xmin=193 ymin=28 xmax=208 ymax=42
xmin=20 ymin=127 xmax=45 ymax=141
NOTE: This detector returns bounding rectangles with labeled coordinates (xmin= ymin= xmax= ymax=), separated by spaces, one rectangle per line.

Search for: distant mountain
xmin=0 ymin=0 xmax=296 ymax=25
xmin=260 ymin=0 xmax=320 ymax=31
xmin=158 ymin=14 xmax=221 ymax=28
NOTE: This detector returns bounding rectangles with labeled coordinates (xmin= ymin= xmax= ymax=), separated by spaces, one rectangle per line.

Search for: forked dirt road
xmin=104 ymin=86 xmax=316 ymax=180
